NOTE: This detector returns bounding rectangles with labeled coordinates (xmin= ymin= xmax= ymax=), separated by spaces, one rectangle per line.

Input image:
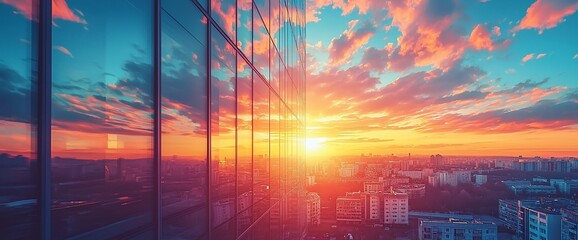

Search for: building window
xmin=210 ymin=25 xmax=237 ymax=239
xmin=51 ymin=0 xmax=154 ymax=238
xmin=160 ymin=0 xmax=208 ymax=238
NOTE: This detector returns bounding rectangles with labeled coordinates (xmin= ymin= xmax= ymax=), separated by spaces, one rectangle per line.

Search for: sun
xmin=306 ymin=138 xmax=326 ymax=152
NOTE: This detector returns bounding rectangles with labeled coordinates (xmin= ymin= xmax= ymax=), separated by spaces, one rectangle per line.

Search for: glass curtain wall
xmin=0 ymin=0 xmax=306 ymax=239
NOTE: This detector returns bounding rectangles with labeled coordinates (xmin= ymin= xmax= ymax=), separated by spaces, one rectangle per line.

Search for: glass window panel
xmin=161 ymin=1 xmax=208 ymax=239
xmin=210 ymin=27 xmax=236 ymax=228
xmin=270 ymin=95 xmax=280 ymax=202
xmin=255 ymin=0 xmax=270 ymax=34
xmin=237 ymin=0 xmax=252 ymax=61
xmin=211 ymin=0 xmax=235 ymax=41
xmin=0 ymin=1 xmax=38 ymax=239
xmin=253 ymin=10 xmax=269 ymax=81
xmin=196 ymin=0 xmax=208 ymax=11
xmin=51 ymin=0 xmax=154 ymax=238
xmin=237 ymin=56 xmax=252 ymax=212
xmin=253 ymin=77 xmax=269 ymax=218
xmin=269 ymin=203 xmax=281 ymax=240
xmin=271 ymin=0 xmax=280 ymax=45
xmin=270 ymin=39 xmax=280 ymax=93
xmin=252 ymin=212 xmax=270 ymax=240
xmin=237 ymin=206 xmax=253 ymax=236
xmin=236 ymin=56 xmax=252 ymax=236
xmin=213 ymin=218 xmax=236 ymax=239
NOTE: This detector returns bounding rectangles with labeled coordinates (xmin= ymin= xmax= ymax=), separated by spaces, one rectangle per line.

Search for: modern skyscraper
xmin=0 ymin=0 xmax=306 ymax=239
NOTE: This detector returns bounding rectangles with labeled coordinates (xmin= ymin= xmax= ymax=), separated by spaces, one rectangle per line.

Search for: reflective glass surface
xmin=161 ymin=0 xmax=209 ymax=238
xmin=210 ymin=26 xmax=236 ymax=234
xmin=0 ymin=1 xmax=38 ymax=239
xmin=51 ymin=0 xmax=154 ymax=238
xmin=0 ymin=0 xmax=306 ymax=238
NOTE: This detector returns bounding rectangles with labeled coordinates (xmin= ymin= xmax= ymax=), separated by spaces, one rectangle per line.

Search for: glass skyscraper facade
xmin=0 ymin=0 xmax=306 ymax=239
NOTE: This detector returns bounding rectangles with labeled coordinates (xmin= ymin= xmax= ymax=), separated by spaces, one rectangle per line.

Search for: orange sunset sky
xmin=304 ymin=0 xmax=578 ymax=157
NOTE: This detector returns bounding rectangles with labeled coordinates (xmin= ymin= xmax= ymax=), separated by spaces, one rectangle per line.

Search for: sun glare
xmin=306 ymin=138 xmax=325 ymax=152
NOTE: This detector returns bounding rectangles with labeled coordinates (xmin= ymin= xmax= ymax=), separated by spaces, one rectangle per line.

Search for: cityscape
xmin=1 ymin=0 xmax=578 ymax=240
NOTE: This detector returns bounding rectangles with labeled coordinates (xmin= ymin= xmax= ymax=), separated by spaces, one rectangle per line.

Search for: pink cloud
xmin=52 ymin=0 xmax=87 ymax=24
xmin=359 ymin=44 xmax=394 ymax=73
xmin=492 ymin=26 xmax=501 ymax=36
xmin=522 ymin=53 xmax=546 ymax=63
xmin=327 ymin=20 xmax=376 ymax=66
xmin=522 ymin=53 xmax=534 ymax=62
xmin=1 ymin=0 xmax=86 ymax=23
xmin=211 ymin=0 xmax=235 ymax=37
xmin=54 ymin=46 xmax=73 ymax=58
xmin=308 ymin=52 xmax=576 ymax=135
xmin=382 ymin=0 xmax=469 ymax=71
xmin=469 ymin=24 xmax=509 ymax=51
xmin=306 ymin=0 xmax=387 ymax=23
xmin=515 ymin=0 xmax=578 ymax=33
xmin=1 ymin=0 xmax=36 ymax=20
xmin=338 ymin=1 xmax=512 ymax=73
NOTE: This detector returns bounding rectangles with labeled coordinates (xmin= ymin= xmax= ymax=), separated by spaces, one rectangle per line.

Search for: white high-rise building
xmin=383 ymin=191 xmax=409 ymax=224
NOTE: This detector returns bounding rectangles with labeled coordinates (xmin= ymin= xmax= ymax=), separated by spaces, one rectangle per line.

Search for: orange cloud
xmin=384 ymin=0 xmax=468 ymax=71
xmin=515 ymin=0 xmax=578 ymax=33
xmin=211 ymin=0 xmax=236 ymax=37
xmin=468 ymin=24 xmax=508 ymax=51
xmin=327 ymin=20 xmax=375 ymax=66
xmin=52 ymin=0 xmax=87 ymax=24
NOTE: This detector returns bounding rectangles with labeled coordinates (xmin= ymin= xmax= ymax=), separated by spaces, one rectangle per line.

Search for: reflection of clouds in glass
xmin=0 ymin=63 xmax=34 ymax=124
xmin=1 ymin=0 xmax=86 ymax=23
xmin=52 ymin=57 xmax=153 ymax=135
xmin=1 ymin=0 xmax=37 ymax=20
xmin=210 ymin=0 xmax=235 ymax=38
xmin=161 ymin=38 xmax=207 ymax=135
xmin=52 ymin=0 xmax=87 ymax=24
xmin=54 ymin=45 xmax=74 ymax=58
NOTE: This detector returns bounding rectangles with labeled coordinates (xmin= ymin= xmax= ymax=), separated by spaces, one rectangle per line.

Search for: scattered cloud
xmin=469 ymin=24 xmax=509 ymax=51
xmin=52 ymin=0 xmax=87 ymax=24
xmin=522 ymin=53 xmax=547 ymax=63
xmin=514 ymin=0 xmax=578 ymax=33
xmin=522 ymin=54 xmax=534 ymax=63
xmin=383 ymin=0 xmax=467 ymax=71
xmin=327 ymin=20 xmax=376 ymax=66
xmin=54 ymin=46 xmax=73 ymax=58
xmin=306 ymin=0 xmax=388 ymax=23
xmin=492 ymin=26 xmax=501 ymax=36
xmin=1 ymin=0 xmax=36 ymax=20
